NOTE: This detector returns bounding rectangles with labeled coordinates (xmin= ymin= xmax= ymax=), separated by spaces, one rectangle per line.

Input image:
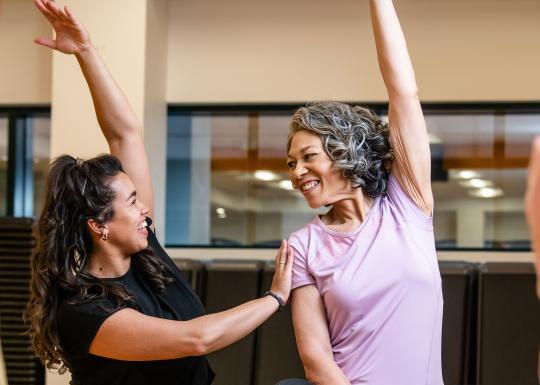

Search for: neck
xmin=88 ymin=246 xmax=131 ymax=278
xmin=322 ymin=189 xmax=375 ymax=231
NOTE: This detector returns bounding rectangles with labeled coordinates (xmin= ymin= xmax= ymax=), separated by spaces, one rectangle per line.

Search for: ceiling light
xmin=459 ymin=178 xmax=493 ymax=188
xmin=469 ymin=187 xmax=504 ymax=198
xmin=254 ymin=170 xmax=278 ymax=181
xmin=456 ymin=170 xmax=481 ymax=179
xmin=279 ymin=180 xmax=294 ymax=190
xmin=216 ymin=207 xmax=226 ymax=215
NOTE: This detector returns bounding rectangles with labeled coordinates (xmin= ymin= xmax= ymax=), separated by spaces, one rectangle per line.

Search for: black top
xmin=57 ymin=229 xmax=215 ymax=385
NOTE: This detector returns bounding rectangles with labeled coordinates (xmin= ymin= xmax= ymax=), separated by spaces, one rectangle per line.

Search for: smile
xmin=138 ymin=220 xmax=148 ymax=234
xmin=301 ymin=180 xmax=320 ymax=194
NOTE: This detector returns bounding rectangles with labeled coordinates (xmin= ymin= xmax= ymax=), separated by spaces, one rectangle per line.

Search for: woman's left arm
xmin=370 ymin=0 xmax=433 ymax=215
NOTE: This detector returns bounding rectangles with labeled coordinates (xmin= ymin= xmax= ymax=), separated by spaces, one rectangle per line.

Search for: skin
xmin=287 ymin=1 xmax=434 ymax=384
xmin=526 ymin=136 xmax=540 ymax=299
xmin=33 ymin=0 xmax=294 ymax=362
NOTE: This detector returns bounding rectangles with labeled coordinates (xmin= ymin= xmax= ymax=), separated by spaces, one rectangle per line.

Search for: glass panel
xmin=30 ymin=115 xmax=51 ymax=218
xmin=166 ymin=108 xmax=540 ymax=249
xmin=0 ymin=115 xmax=8 ymax=216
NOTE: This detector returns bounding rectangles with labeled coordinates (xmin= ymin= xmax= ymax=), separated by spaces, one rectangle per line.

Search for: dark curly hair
xmin=24 ymin=154 xmax=172 ymax=373
xmin=288 ymin=101 xmax=394 ymax=197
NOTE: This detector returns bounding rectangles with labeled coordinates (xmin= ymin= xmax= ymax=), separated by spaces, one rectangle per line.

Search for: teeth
xmin=302 ymin=181 xmax=319 ymax=192
xmin=138 ymin=221 xmax=148 ymax=230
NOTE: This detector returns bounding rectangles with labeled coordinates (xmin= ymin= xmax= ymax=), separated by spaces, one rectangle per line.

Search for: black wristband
xmin=264 ymin=291 xmax=285 ymax=311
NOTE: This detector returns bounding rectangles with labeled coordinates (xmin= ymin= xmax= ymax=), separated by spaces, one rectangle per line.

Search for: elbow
xmin=388 ymin=84 xmax=419 ymax=101
xmin=189 ymin=323 xmax=222 ymax=356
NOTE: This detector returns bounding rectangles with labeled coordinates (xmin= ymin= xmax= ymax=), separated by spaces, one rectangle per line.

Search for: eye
xmin=287 ymin=161 xmax=296 ymax=169
xmin=304 ymin=153 xmax=317 ymax=160
xmin=131 ymin=198 xmax=137 ymax=205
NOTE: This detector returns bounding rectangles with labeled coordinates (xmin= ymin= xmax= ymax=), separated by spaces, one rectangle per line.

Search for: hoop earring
xmin=101 ymin=229 xmax=109 ymax=241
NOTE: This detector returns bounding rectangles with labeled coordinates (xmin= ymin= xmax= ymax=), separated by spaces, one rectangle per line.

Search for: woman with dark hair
xmin=285 ymin=1 xmax=443 ymax=384
xmin=25 ymin=1 xmax=293 ymax=384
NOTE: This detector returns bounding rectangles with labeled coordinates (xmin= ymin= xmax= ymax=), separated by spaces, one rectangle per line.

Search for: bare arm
xmin=291 ymin=285 xmax=351 ymax=385
xmin=33 ymin=0 xmax=154 ymax=220
xmin=91 ymin=240 xmax=294 ymax=360
xmin=91 ymin=296 xmax=279 ymax=360
xmin=370 ymin=0 xmax=433 ymax=215
xmin=526 ymin=136 xmax=540 ymax=298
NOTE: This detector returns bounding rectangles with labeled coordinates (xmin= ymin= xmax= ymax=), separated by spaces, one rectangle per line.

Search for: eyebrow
xmin=287 ymin=145 xmax=318 ymax=159
xmin=127 ymin=191 xmax=137 ymax=201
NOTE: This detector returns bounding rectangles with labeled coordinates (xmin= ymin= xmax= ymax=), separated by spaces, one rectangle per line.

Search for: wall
xmin=2 ymin=0 xmax=540 ymax=104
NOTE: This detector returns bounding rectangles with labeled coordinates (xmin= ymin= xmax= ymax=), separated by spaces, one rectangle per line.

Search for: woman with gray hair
xmin=285 ymin=0 xmax=443 ymax=384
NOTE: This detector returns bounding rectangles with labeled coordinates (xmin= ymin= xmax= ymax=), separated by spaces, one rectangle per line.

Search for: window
xmin=162 ymin=104 xmax=540 ymax=249
xmin=0 ymin=108 xmax=51 ymax=218
xmin=0 ymin=115 xmax=8 ymax=216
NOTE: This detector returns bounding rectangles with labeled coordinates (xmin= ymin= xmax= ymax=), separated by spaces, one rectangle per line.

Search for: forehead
xmin=288 ymin=130 xmax=323 ymax=156
xmin=109 ymin=172 xmax=135 ymax=199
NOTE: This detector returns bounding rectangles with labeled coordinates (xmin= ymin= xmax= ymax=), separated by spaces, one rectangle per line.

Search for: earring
xmin=101 ymin=229 xmax=109 ymax=241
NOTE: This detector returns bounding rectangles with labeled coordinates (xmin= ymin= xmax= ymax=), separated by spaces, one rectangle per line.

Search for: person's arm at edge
xmin=370 ymin=0 xmax=433 ymax=216
xmin=525 ymin=136 xmax=540 ymax=299
xmin=291 ymin=285 xmax=351 ymax=385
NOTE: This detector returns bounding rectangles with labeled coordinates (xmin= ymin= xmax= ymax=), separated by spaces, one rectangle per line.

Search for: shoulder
xmin=382 ymin=173 xmax=433 ymax=229
xmin=288 ymin=217 xmax=323 ymax=255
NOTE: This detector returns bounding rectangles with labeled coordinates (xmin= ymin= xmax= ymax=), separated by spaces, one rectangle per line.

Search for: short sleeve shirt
xmin=289 ymin=174 xmax=443 ymax=385
xmin=57 ymin=229 xmax=215 ymax=385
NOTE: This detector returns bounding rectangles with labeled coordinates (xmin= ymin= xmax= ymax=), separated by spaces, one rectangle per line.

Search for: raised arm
xmin=370 ymin=0 xmax=433 ymax=215
xmin=526 ymin=136 xmax=540 ymax=299
xmin=33 ymin=0 xmax=154 ymax=220
xmin=291 ymin=285 xmax=351 ymax=385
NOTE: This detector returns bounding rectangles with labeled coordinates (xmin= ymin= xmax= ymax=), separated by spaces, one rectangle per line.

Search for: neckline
xmin=315 ymin=195 xmax=381 ymax=237
xmin=98 ymin=259 xmax=133 ymax=281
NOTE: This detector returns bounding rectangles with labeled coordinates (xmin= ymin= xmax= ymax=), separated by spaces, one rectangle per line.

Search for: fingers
xmin=285 ymin=245 xmax=294 ymax=270
xmin=34 ymin=36 xmax=56 ymax=50
xmin=64 ymin=5 xmax=79 ymax=25
xmin=33 ymin=0 xmax=56 ymax=23
xmin=277 ymin=239 xmax=288 ymax=266
xmin=45 ymin=0 xmax=69 ymax=22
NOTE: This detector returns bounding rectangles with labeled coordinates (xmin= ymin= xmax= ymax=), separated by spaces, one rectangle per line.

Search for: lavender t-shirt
xmin=289 ymin=174 xmax=444 ymax=385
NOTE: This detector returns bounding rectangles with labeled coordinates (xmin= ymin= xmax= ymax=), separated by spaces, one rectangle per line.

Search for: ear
xmin=87 ymin=219 xmax=106 ymax=236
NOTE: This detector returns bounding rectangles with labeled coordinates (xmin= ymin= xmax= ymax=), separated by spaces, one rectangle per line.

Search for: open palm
xmin=33 ymin=0 xmax=91 ymax=54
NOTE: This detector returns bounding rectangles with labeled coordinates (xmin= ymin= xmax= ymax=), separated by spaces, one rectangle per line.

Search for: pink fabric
xmin=289 ymin=174 xmax=444 ymax=385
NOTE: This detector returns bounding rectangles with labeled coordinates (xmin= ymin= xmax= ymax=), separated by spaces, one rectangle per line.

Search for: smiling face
xmin=103 ymin=172 xmax=150 ymax=255
xmin=287 ymin=130 xmax=353 ymax=208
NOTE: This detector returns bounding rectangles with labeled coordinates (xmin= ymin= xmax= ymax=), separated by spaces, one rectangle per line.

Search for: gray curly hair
xmin=287 ymin=101 xmax=394 ymax=198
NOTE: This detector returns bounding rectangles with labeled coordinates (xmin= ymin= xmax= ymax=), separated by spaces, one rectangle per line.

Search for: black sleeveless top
xmin=57 ymin=229 xmax=215 ymax=385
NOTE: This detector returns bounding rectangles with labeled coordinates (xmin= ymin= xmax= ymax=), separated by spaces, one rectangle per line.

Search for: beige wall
xmin=165 ymin=0 xmax=540 ymax=103
xmin=2 ymin=0 xmax=540 ymax=104
xmin=0 ymin=0 xmax=51 ymax=104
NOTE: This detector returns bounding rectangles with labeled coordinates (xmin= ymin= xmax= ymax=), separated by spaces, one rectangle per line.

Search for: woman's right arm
xmin=526 ymin=136 xmax=540 ymax=299
xmin=291 ymin=285 xmax=351 ymax=385
xmin=90 ymin=240 xmax=294 ymax=360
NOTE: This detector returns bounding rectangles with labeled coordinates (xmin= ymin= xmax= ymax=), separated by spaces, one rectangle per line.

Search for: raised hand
xmin=33 ymin=0 xmax=91 ymax=54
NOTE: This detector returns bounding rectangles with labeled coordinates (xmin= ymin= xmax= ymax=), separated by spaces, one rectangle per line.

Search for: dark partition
xmin=0 ymin=218 xmax=44 ymax=385
xmin=477 ymin=262 xmax=540 ymax=385
xmin=439 ymin=261 xmax=478 ymax=385
xmin=203 ymin=260 xmax=263 ymax=385
xmin=254 ymin=262 xmax=305 ymax=385
xmin=173 ymin=258 xmax=205 ymax=297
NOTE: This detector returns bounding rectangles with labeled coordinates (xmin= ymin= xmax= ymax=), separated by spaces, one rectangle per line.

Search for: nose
xmin=290 ymin=161 xmax=308 ymax=182
xmin=138 ymin=200 xmax=149 ymax=216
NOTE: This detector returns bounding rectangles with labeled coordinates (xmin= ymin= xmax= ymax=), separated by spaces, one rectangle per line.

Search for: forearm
xmin=370 ymin=0 xmax=417 ymax=96
xmin=526 ymin=138 xmax=540 ymax=296
xmin=191 ymin=295 xmax=279 ymax=354
xmin=75 ymin=45 xmax=141 ymax=142
xmin=305 ymin=360 xmax=351 ymax=385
